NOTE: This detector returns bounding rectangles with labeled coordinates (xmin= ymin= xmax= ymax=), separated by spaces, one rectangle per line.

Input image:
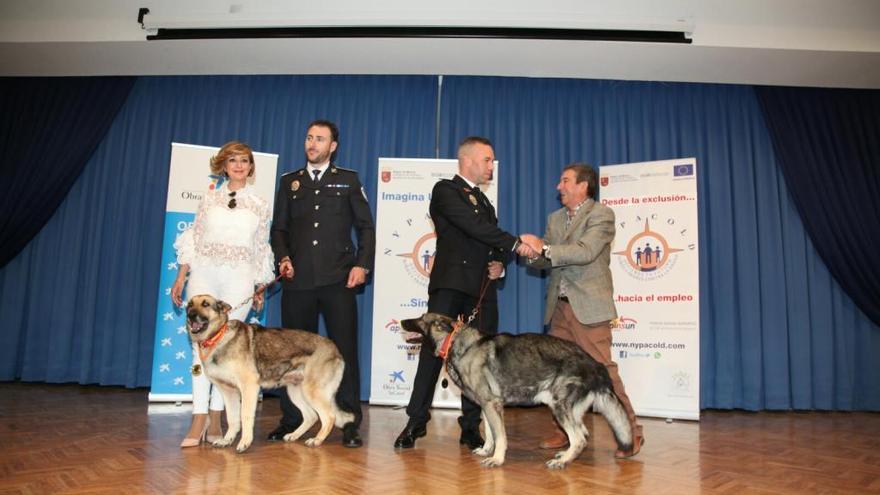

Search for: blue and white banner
xmin=599 ymin=158 xmax=700 ymax=420
xmin=148 ymin=143 xmax=279 ymax=402
xmin=369 ymin=158 xmax=500 ymax=407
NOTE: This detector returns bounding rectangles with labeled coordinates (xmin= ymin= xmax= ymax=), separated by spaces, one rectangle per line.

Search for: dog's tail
xmin=589 ymin=389 xmax=633 ymax=452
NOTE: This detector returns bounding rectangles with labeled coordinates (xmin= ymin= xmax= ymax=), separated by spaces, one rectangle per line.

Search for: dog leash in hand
xmin=464 ymin=271 xmax=493 ymax=325
xmin=228 ymin=273 xmax=284 ymax=315
xmin=440 ymin=270 xmax=493 ymax=385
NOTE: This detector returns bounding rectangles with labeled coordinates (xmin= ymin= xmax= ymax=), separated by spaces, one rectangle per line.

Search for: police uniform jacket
xmin=271 ymin=164 xmax=376 ymax=290
xmin=428 ymin=175 xmax=519 ymax=300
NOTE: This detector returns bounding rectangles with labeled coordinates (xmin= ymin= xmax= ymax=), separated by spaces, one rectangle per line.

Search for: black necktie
xmin=312 ymin=169 xmax=321 ymax=182
xmin=474 ymin=187 xmax=489 ymax=208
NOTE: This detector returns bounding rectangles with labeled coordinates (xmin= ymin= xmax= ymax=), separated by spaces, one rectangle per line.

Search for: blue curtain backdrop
xmin=755 ymin=87 xmax=880 ymax=327
xmin=439 ymin=77 xmax=879 ymax=411
xmin=0 ymin=77 xmax=135 ymax=268
xmin=0 ymin=75 xmax=438 ymax=390
xmin=1 ymin=74 xmax=877 ymax=411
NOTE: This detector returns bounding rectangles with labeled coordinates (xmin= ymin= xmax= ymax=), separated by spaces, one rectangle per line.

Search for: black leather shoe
xmin=342 ymin=424 xmax=363 ymax=448
xmin=393 ymin=423 xmax=427 ymax=449
xmin=266 ymin=424 xmax=296 ymax=441
xmin=459 ymin=428 xmax=484 ymax=449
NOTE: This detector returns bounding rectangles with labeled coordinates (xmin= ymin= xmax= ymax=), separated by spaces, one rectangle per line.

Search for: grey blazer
xmin=529 ymin=198 xmax=618 ymax=326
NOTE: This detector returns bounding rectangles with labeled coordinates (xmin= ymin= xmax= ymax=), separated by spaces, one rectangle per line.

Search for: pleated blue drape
xmin=0 ymin=75 xmax=438 ymax=390
xmin=1 ymin=74 xmax=877 ymax=410
xmin=439 ymin=77 xmax=879 ymax=410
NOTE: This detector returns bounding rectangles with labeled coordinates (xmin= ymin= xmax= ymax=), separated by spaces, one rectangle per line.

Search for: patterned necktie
xmin=312 ymin=169 xmax=321 ymax=182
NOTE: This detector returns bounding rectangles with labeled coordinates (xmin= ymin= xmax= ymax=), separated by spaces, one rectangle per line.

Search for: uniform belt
xmin=558 ymin=296 xmax=569 ymax=303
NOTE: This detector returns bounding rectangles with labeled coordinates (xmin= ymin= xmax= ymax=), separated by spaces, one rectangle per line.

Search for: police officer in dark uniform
xmin=393 ymin=136 xmax=534 ymax=449
xmin=268 ymin=119 xmax=375 ymax=448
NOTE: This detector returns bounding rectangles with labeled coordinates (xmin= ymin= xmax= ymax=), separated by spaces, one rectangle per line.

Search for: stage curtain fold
xmin=755 ymin=86 xmax=880 ymax=327
xmin=0 ymin=77 xmax=135 ymax=268
xmin=0 ymin=75 xmax=437 ymax=388
xmin=438 ymin=76 xmax=879 ymax=411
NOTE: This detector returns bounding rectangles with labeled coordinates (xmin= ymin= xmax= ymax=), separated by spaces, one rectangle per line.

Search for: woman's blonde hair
xmin=210 ymin=141 xmax=256 ymax=178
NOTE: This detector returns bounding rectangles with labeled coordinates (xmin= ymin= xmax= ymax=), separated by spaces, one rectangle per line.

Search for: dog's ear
xmin=215 ymin=299 xmax=232 ymax=314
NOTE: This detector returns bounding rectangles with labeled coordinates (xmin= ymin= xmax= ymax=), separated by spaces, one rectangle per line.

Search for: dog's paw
xmin=212 ymin=437 xmax=234 ymax=448
xmin=282 ymin=432 xmax=300 ymax=443
xmin=545 ymin=458 xmax=570 ymax=469
xmin=304 ymin=438 xmax=324 ymax=448
xmin=479 ymin=457 xmax=504 ymax=468
xmin=235 ymin=441 xmax=252 ymax=453
xmin=472 ymin=446 xmax=492 ymax=457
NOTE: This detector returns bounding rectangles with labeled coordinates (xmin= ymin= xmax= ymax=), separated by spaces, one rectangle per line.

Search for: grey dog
xmin=402 ymin=312 xmax=632 ymax=468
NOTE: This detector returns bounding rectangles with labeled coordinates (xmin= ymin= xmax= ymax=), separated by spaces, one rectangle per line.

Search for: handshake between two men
xmin=516 ymin=234 xmax=544 ymax=260
xmin=484 ymin=234 xmax=544 ymax=281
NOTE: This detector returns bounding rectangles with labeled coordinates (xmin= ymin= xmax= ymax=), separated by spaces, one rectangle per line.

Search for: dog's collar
xmin=438 ymin=319 xmax=464 ymax=360
xmin=198 ymin=322 xmax=228 ymax=362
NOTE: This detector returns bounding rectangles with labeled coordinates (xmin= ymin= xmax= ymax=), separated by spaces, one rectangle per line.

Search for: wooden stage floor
xmin=1 ymin=382 xmax=878 ymax=494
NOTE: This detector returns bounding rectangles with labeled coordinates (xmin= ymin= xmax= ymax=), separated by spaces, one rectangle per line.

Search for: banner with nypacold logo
xmin=369 ymin=158 xmax=499 ymax=407
xmin=600 ymin=158 xmax=699 ymax=420
xmin=148 ymin=143 xmax=278 ymax=402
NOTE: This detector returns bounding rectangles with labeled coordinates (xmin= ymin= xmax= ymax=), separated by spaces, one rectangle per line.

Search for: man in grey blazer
xmin=521 ymin=162 xmax=643 ymax=458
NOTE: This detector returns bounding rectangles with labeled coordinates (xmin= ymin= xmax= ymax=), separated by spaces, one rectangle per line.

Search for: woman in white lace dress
xmin=170 ymin=141 xmax=275 ymax=447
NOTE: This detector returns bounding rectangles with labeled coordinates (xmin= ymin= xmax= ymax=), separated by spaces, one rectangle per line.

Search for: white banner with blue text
xmin=369 ymin=158 xmax=500 ymax=407
xmin=148 ymin=143 xmax=278 ymax=402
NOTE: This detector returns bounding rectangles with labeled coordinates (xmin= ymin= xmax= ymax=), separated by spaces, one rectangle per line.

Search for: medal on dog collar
xmin=468 ymin=194 xmax=478 ymax=206
xmin=191 ymin=364 xmax=202 ymax=376
xmin=291 ymin=180 xmax=300 ymax=191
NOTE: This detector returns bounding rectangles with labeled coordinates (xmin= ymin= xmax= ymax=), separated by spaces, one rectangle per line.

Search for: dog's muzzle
xmin=187 ymin=312 xmax=209 ymax=334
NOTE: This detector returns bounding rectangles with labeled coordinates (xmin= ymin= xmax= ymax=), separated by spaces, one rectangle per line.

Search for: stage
xmin=1 ymin=382 xmax=877 ymax=494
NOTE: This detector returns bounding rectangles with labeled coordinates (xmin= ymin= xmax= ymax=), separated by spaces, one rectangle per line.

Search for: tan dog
xmin=186 ymin=294 xmax=353 ymax=452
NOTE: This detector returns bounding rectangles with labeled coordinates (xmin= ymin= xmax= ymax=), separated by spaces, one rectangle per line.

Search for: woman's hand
xmin=171 ymin=277 xmax=185 ymax=307
xmin=252 ymin=288 xmax=265 ymax=312
xmin=170 ymin=264 xmax=189 ymax=307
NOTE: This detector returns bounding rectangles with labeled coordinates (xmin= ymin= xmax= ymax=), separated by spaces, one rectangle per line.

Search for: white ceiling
xmin=1 ymin=0 xmax=879 ymax=88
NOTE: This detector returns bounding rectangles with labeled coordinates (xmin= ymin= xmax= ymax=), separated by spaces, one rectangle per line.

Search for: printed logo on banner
xmin=381 ymin=369 xmax=412 ymax=397
xmin=673 ymin=164 xmax=694 ymax=177
xmin=208 ymin=174 xmax=227 ymax=190
xmin=670 ymin=371 xmax=693 ymax=397
xmin=611 ymin=317 xmax=637 ymax=331
xmin=385 ymin=319 xmax=401 ymax=333
xmin=600 ymin=176 xmax=609 ymax=187
xmin=613 ymin=219 xmax=692 ymax=281
xmin=381 ymin=169 xmax=392 ymax=183
xmin=396 ymin=232 xmax=437 ymax=285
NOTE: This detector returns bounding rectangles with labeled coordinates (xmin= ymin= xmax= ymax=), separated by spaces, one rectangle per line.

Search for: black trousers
xmin=277 ymin=282 xmax=362 ymax=428
xmin=405 ymin=288 xmax=498 ymax=431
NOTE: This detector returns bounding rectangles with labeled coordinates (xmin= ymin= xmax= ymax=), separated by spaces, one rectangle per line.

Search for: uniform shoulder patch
xmin=332 ymin=166 xmax=358 ymax=174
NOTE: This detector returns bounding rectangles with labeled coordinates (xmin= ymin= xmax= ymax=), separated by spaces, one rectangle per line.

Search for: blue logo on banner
xmin=673 ymin=164 xmax=694 ymax=177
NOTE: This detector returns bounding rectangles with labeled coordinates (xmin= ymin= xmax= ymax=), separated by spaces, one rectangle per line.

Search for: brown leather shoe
xmin=615 ymin=434 xmax=644 ymax=459
xmin=539 ymin=429 xmax=569 ymax=450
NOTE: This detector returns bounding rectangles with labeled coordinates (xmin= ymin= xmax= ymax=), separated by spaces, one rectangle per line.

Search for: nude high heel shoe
xmin=206 ymin=409 xmax=224 ymax=443
xmin=180 ymin=413 xmax=208 ymax=448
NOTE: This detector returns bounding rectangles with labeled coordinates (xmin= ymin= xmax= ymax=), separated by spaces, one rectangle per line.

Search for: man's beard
xmin=306 ymin=149 xmax=330 ymax=164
